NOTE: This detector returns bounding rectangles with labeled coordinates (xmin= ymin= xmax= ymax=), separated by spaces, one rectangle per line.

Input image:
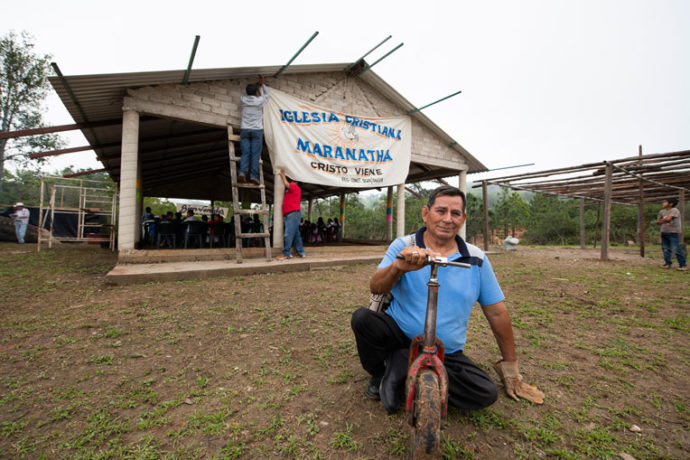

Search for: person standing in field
xmin=10 ymin=202 xmax=30 ymax=244
xmin=277 ymin=170 xmax=306 ymax=260
xmin=656 ymin=197 xmax=686 ymax=271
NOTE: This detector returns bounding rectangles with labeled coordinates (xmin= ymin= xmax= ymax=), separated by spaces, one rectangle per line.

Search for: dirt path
xmin=0 ymin=243 xmax=687 ymax=458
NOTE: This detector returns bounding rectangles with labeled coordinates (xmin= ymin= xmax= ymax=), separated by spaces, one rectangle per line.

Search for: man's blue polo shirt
xmin=379 ymin=227 xmax=505 ymax=354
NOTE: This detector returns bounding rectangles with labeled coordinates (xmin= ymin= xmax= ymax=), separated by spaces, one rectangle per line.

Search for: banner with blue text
xmin=263 ymin=89 xmax=411 ymax=187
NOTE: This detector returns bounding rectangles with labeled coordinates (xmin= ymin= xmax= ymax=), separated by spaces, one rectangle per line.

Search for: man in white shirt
xmin=10 ymin=202 xmax=30 ymax=244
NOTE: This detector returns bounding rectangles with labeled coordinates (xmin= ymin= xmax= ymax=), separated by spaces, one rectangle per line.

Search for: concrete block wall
xmin=127 ymin=71 xmax=466 ymax=168
xmin=351 ymin=78 xmax=465 ymax=168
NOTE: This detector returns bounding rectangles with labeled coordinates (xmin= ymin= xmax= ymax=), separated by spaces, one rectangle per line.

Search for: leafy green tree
xmin=1 ymin=31 xmax=63 ymax=183
xmin=492 ymin=188 xmax=530 ymax=238
xmin=506 ymin=191 xmax=530 ymax=236
xmin=525 ymin=194 xmax=578 ymax=244
xmin=401 ymin=183 xmax=429 ymax=234
xmin=143 ymin=197 xmax=178 ymax=217
xmin=0 ymin=166 xmax=114 ymax=206
xmin=0 ymin=167 xmax=42 ymax=204
xmin=493 ymin=188 xmax=511 ymax=237
xmin=464 ymin=192 xmax=484 ymax=243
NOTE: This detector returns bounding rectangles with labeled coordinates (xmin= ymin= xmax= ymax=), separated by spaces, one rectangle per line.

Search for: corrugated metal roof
xmin=49 ymin=63 xmax=486 ymax=200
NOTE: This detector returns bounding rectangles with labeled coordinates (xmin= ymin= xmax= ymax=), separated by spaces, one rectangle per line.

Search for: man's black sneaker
xmin=365 ymin=375 xmax=382 ymax=400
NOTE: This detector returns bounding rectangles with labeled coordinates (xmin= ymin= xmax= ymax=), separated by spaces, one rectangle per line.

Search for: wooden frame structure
xmin=37 ymin=176 xmax=118 ymax=251
xmin=474 ymin=149 xmax=690 ymax=259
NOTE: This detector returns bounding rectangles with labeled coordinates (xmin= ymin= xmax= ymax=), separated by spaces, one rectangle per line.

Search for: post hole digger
xmin=397 ymin=253 xmax=545 ymax=458
xmin=398 ymin=253 xmax=470 ymax=457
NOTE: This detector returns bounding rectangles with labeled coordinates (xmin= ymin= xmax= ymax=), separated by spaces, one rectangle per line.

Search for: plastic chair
xmin=156 ymin=222 xmax=177 ymax=249
xmin=208 ymin=222 xmax=225 ymax=248
xmin=184 ymin=221 xmax=205 ymax=248
xmin=225 ymin=221 xmax=236 ymax=247
xmin=142 ymin=221 xmax=156 ymax=247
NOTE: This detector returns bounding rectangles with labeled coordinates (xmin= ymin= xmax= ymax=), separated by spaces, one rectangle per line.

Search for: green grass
xmin=1 ymin=243 xmax=688 ymax=458
xmin=330 ymin=422 xmax=358 ymax=452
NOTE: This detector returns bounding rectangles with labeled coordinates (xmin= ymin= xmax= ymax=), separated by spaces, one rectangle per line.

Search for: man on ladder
xmin=227 ymin=75 xmax=272 ymax=262
xmin=238 ymin=76 xmax=270 ymax=185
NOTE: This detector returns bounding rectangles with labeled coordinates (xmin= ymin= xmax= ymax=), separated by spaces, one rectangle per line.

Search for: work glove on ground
xmin=493 ymin=360 xmax=545 ymax=404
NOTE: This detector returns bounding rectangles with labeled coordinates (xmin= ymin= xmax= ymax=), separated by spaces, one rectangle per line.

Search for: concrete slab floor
xmin=106 ymin=249 xmax=385 ymax=285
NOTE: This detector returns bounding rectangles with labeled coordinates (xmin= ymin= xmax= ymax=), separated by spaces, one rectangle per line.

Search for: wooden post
xmin=37 ymin=178 xmax=45 ymax=252
xmin=482 ymin=181 xmax=490 ymax=251
xmin=580 ymin=197 xmax=585 ymax=249
xmin=49 ymin=186 xmax=56 ymax=249
xmin=307 ymin=198 xmax=313 ymax=222
xmin=339 ymin=193 xmax=346 ymax=240
xmin=396 ymin=183 xmax=405 ymax=237
xmin=386 ymin=186 xmax=393 ymax=241
xmin=638 ymin=145 xmax=645 ymax=257
xmin=593 ymin=204 xmax=600 ymax=249
xmin=680 ymin=189 xmax=686 ymax=243
xmin=601 ymin=162 xmax=613 ymax=260
xmin=458 ymin=170 xmax=467 ymax=240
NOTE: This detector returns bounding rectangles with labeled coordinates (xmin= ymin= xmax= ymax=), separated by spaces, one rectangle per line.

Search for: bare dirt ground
xmin=0 ymin=242 xmax=687 ymax=459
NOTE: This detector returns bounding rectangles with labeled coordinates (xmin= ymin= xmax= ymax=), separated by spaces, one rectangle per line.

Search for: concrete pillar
xmin=339 ymin=193 xmax=346 ymax=240
xmin=386 ymin=186 xmax=393 ymax=241
xmin=458 ymin=170 xmax=467 ymax=240
xmin=136 ymin=158 xmax=143 ymax=238
xmin=117 ymin=110 xmax=140 ymax=251
xmin=273 ymin=173 xmax=285 ymax=249
xmin=396 ymin=183 xmax=405 ymax=237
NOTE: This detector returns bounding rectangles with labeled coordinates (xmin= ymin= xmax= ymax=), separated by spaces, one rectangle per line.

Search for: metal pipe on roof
xmin=273 ymin=31 xmax=319 ymax=78
xmin=344 ymin=35 xmax=392 ymax=72
xmin=63 ymin=169 xmax=106 ymax=178
xmin=408 ymin=90 xmax=462 ymax=114
xmin=30 ymin=145 xmax=93 ymax=159
xmin=0 ymin=118 xmax=128 ymax=140
xmin=483 ymin=163 xmax=535 ymax=173
xmin=51 ymin=63 xmax=103 ymax=147
xmin=357 ymin=42 xmax=404 ymax=76
xmin=182 ymin=35 xmax=201 ymax=84
xmin=51 ymin=63 xmax=89 ymax=124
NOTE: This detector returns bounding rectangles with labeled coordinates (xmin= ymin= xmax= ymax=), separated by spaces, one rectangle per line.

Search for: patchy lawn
xmin=0 ymin=242 xmax=687 ymax=459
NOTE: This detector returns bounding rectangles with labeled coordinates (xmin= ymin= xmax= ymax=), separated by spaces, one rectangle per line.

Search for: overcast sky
xmin=4 ymin=0 xmax=689 ymax=186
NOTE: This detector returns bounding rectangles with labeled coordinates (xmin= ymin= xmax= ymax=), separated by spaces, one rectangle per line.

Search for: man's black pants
xmin=351 ymin=307 xmax=497 ymax=410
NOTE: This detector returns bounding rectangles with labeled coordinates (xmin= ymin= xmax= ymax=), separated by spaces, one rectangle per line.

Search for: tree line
xmin=290 ymin=183 xmax=685 ymax=246
xmin=3 ymin=163 xmax=685 ymax=247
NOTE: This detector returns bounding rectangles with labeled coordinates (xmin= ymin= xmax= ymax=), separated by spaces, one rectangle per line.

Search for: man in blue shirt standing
xmin=351 ymin=186 xmax=544 ymax=413
xmin=238 ymin=76 xmax=270 ymax=185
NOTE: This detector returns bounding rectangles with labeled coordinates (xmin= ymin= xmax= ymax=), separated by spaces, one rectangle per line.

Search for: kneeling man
xmin=351 ymin=186 xmax=543 ymax=413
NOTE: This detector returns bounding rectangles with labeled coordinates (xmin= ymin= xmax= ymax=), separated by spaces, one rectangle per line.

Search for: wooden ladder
xmin=227 ymin=126 xmax=272 ymax=263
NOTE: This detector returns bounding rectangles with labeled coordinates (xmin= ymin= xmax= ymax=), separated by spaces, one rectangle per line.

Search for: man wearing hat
xmin=10 ymin=202 xmax=30 ymax=244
